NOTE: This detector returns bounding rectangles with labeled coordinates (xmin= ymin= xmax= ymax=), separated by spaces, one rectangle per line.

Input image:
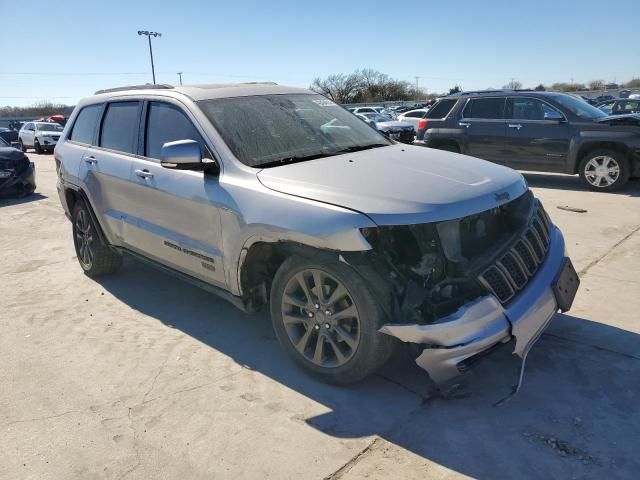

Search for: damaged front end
xmin=345 ymin=190 xmax=577 ymax=393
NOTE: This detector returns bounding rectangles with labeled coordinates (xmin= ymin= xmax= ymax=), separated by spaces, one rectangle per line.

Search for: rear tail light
xmin=417 ymin=119 xmax=429 ymax=130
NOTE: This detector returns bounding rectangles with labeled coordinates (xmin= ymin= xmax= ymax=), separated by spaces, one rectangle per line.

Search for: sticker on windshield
xmin=312 ymin=99 xmax=337 ymax=107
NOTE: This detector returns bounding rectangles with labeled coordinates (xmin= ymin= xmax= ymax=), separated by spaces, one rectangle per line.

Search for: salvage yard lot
xmin=2 ymin=154 xmax=640 ymax=479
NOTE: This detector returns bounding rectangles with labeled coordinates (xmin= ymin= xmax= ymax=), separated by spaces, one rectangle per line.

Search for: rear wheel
xmin=270 ymin=256 xmax=395 ymax=384
xmin=72 ymin=200 xmax=122 ymax=276
xmin=34 ymin=139 xmax=42 ymax=154
xmin=578 ymin=149 xmax=630 ymax=191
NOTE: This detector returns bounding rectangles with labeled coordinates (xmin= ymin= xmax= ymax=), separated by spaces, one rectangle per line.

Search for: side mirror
xmin=160 ymin=139 xmax=219 ymax=174
xmin=544 ymin=110 xmax=564 ymax=122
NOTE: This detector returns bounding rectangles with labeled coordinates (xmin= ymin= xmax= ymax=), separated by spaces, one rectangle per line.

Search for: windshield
xmin=552 ymin=94 xmax=607 ymax=120
xmin=198 ymin=94 xmax=390 ymax=167
xmin=36 ymin=123 xmax=64 ymax=132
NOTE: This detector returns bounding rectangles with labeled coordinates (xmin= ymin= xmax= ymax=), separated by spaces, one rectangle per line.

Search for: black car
xmin=0 ymin=127 xmax=19 ymax=144
xmin=0 ymin=136 xmax=36 ymax=198
xmin=596 ymin=98 xmax=640 ymax=116
xmin=414 ymin=90 xmax=640 ymax=191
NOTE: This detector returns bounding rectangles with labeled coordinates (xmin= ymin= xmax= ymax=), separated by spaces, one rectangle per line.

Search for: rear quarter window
xmin=69 ymin=104 xmax=103 ymax=145
xmin=425 ymin=99 xmax=456 ymax=118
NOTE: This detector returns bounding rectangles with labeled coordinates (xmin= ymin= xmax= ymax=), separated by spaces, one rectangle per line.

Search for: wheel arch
xmin=63 ymin=185 xmax=109 ymax=245
xmin=237 ymin=240 xmax=344 ymax=310
xmin=573 ymin=141 xmax=632 ymax=174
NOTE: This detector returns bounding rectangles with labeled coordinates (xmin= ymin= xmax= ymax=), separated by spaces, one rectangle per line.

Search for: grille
xmin=479 ymin=202 xmax=552 ymax=303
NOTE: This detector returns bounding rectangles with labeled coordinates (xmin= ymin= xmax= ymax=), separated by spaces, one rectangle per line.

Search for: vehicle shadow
xmin=95 ymin=257 xmax=640 ymax=479
xmin=523 ymin=172 xmax=640 ymax=197
xmin=0 ymin=192 xmax=48 ymax=207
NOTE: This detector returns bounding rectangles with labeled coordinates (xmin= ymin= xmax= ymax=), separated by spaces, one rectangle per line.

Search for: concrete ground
xmin=1 ymin=154 xmax=639 ymax=480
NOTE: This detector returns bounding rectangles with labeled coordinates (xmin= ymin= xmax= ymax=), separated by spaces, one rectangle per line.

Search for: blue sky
xmin=1 ymin=0 xmax=638 ymax=106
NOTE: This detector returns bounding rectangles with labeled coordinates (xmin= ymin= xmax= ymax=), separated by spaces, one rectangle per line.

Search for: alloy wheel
xmin=74 ymin=209 xmax=94 ymax=268
xmin=281 ymin=268 xmax=361 ymax=368
xmin=584 ymin=155 xmax=620 ymax=188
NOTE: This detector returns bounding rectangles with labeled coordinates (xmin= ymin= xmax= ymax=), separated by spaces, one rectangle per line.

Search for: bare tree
xmin=503 ymin=79 xmax=523 ymax=90
xmin=587 ymin=80 xmax=605 ymax=90
xmin=310 ymin=73 xmax=362 ymax=104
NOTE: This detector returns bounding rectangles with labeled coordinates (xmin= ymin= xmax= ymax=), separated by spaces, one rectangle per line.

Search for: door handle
xmin=83 ymin=156 xmax=97 ymax=164
xmin=508 ymin=124 xmax=523 ymax=130
xmin=134 ymin=169 xmax=154 ymax=179
xmin=459 ymin=122 xmax=471 ymax=128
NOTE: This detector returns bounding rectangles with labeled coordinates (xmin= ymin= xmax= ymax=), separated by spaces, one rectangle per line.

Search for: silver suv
xmin=55 ymin=83 xmax=579 ymax=387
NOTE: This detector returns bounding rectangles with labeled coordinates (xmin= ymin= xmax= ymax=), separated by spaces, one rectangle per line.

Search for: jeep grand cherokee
xmin=54 ymin=83 xmax=579 ymax=387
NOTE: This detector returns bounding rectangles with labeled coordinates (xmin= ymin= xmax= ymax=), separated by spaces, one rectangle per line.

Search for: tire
xmin=72 ymin=200 xmax=122 ymax=277
xmin=18 ymin=139 xmax=27 ymax=152
xmin=270 ymin=255 xmax=395 ymax=385
xmin=578 ymin=149 xmax=630 ymax=191
xmin=34 ymin=139 xmax=42 ymax=154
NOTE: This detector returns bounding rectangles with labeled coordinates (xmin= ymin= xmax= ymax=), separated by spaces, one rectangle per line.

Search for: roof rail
xmin=94 ymin=84 xmax=174 ymax=95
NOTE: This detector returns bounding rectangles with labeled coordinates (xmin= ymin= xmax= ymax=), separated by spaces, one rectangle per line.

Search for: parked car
xmin=594 ymin=94 xmax=615 ymax=104
xmin=356 ymin=113 xmax=415 ymax=143
xmin=0 ymin=127 xmax=19 ymax=144
xmin=597 ymin=98 xmax=640 ymax=116
xmin=18 ymin=121 xmax=64 ymax=153
xmin=396 ymin=108 xmax=430 ymax=128
xmin=0 ymin=136 xmax=36 ymax=197
xmin=55 ymin=83 xmax=578 ymax=388
xmin=415 ymin=91 xmax=640 ymax=191
xmin=351 ymin=106 xmax=385 ymax=115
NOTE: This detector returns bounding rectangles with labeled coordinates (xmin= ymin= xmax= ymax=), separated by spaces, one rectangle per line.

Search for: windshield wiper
xmin=254 ymin=152 xmax=339 ymax=168
xmin=336 ymin=143 xmax=389 ymax=154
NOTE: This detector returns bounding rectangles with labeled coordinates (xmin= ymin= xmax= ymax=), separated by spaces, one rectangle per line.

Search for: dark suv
xmin=415 ymin=90 xmax=640 ymax=191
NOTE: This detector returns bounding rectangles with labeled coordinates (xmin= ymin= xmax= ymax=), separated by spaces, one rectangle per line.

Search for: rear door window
xmin=425 ymin=99 xmax=456 ymax=118
xmin=404 ymin=111 xmax=425 ymax=118
xmin=144 ymin=102 xmax=205 ymax=160
xmin=69 ymin=104 xmax=102 ymax=145
xmin=462 ymin=98 xmax=506 ymax=119
xmin=99 ymin=102 xmax=140 ymax=154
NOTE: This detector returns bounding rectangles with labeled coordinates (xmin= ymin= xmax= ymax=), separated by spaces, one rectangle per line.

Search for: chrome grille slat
xmin=478 ymin=203 xmax=552 ymax=304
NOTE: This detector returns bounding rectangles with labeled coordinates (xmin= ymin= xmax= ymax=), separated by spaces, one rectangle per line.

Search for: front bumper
xmin=0 ymin=162 xmax=36 ymax=197
xmin=380 ymin=226 xmax=567 ymax=384
xmin=37 ymin=136 xmax=59 ymax=150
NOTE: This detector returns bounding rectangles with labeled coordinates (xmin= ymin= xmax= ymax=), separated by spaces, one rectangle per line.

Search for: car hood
xmin=595 ymin=113 xmax=640 ymax=126
xmin=36 ymin=130 xmax=62 ymax=136
xmin=376 ymin=120 xmax=414 ymax=130
xmin=257 ymin=144 xmax=527 ymax=225
xmin=0 ymin=147 xmax=27 ymax=162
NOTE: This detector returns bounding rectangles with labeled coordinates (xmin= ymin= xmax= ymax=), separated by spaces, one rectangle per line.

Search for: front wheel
xmin=18 ymin=139 xmax=27 ymax=152
xmin=270 ymin=256 xmax=395 ymax=384
xmin=34 ymin=139 xmax=42 ymax=154
xmin=72 ymin=200 xmax=122 ymax=276
xmin=578 ymin=149 xmax=630 ymax=191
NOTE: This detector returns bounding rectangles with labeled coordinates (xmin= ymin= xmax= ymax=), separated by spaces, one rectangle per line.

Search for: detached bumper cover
xmin=381 ymin=226 xmax=567 ymax=384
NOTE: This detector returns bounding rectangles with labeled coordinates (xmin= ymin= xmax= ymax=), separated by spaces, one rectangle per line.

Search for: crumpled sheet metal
xmin=380 ymin=295 xmax=511 ymax=384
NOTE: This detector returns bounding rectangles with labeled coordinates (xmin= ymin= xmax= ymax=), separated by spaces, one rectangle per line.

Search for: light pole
xmin=137 ymin=30 xmax=162 ymax=84
xmin=177 ymin=72 xmax=183 ymax=85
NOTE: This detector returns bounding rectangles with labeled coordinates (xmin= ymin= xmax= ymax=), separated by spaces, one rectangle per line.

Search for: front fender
xmin=219 ymin=181 xmax=375 ymax=296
